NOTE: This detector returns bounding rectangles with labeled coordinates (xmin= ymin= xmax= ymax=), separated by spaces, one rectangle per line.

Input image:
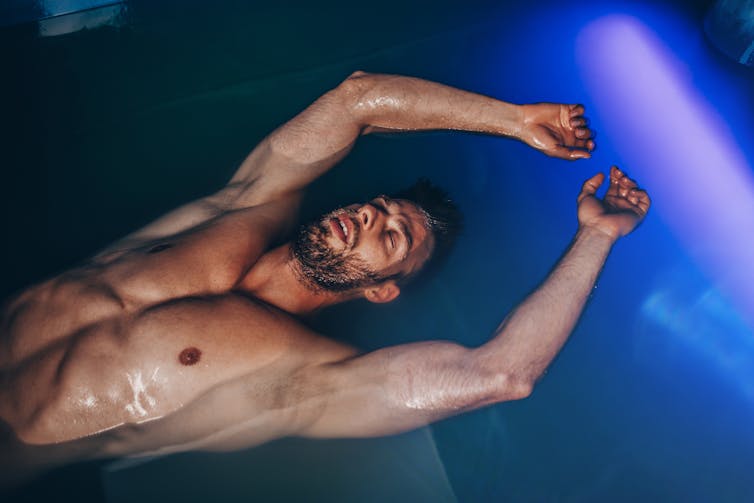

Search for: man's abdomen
xmin=0 ymin=270 xmax=127 ymax=367
xmin=0 ymin=270 xmax=133 ymax=443
xmin=1 ymin=293 xmax=303 ymax=445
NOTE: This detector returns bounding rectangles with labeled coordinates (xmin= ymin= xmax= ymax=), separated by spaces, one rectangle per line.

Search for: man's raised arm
xmin=226 ymin=71 xmax=595 ymax=209
xmin=99 ymin=73 xmax=594 ymax=251
xmin=294 ymin=166 xmax=648 ymax=439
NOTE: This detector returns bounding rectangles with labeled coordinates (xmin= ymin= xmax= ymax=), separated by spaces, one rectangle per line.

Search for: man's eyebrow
xmin=382 ymin=197 xmax=414 ymax=259
xmin=398 ymin=219 xmax=413 ymax=259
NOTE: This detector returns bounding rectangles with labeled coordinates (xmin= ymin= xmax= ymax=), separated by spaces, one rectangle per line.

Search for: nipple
xmin=178 ymin=347 xmax=202 ymax=366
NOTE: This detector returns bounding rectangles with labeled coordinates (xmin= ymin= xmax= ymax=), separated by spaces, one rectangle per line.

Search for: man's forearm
xmin=473 ymin=226 xmax=616 ymax=390
xmin=349 ymin=72 xmax=524 ymax=137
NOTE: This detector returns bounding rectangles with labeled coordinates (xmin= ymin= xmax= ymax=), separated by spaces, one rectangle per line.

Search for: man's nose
xmin=357 ymin=204 xmax=381 ymax=230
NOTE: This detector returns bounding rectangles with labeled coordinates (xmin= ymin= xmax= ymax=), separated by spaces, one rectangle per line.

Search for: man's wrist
xmin=509 ymin=104 xmax=526 ymax=140
xmin=576 ymin=224 xmax=620 ymax=245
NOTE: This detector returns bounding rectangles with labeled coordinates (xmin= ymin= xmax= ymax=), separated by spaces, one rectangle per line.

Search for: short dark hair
xmin=389 ymin=178 xmax=462 ymax=286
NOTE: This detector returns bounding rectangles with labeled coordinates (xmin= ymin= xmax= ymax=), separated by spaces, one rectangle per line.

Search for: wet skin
xmin=0 ymin=195 xmax=431 ymax=450
xmin=0 ymin=72 xmax=608 ymax=482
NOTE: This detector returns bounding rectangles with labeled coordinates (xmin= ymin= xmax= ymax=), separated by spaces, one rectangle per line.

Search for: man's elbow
xmin=334 ymin=70 xmax=387 ymax=132
xmin=334 ymin=70 xmax=373 ymax=102
xmin=511 ymin=378 xmax=534 ymax=401
xmin=489 ymin=372 xmax=534 ymax=403
xmin=345 ymin=70 xmax=370 ymax=81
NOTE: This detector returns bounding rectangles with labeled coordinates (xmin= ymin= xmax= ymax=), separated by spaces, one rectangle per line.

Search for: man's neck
xmin=236 ymin=244 xmax=350 ymax=316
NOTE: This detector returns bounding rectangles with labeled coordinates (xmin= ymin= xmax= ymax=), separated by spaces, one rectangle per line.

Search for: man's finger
xmin=549 ymin=146 xmax=591 ymax=160
xmin=605 ymin=194 xmax=637 ymax=211
xmin=609 ymin=165 xmax=625 ymax=184
xmin=569 ymin=104 xmax=586 ymax=117
xmin=578 ymin=172 xmax=605 ymax=202
xmin=628 ymin=189 xmax=641 ymax=206
xmin=569 ymin=116 xmax=589 ymax=127
xmin=569 ymin=148 xmax=591 ymax=160
xmin=565 ymin=146 xmax=592 ymax=160
xmin=619 ymin=175 xmax=637 ymax=190
xmin=575 ymin=127 xmax=597 ymax=151
xmin=634 ymin=189 xmax=651 ymax=214
xmin=574 ymin=138 xmax=597 ymax=151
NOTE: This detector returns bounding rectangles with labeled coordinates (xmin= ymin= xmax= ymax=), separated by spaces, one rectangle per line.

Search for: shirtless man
xmin=0 ymin=72 xmax=648 ymax=476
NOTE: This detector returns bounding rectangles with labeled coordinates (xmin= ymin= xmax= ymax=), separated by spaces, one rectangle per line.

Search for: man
xmin=0 ymin=72 xmax=647 ymax=471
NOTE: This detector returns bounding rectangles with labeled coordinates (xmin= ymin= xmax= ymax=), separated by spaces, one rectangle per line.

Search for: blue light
xmin=576 ymin=14 xmax=754 ymax=333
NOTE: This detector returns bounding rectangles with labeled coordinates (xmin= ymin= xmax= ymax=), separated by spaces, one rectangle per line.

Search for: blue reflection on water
xmin=639 ymin=262 xmax=754 ymax=405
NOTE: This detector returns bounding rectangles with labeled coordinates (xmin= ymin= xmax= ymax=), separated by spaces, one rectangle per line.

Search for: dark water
xmin=4 ymin=0 xmax=754 ymax=501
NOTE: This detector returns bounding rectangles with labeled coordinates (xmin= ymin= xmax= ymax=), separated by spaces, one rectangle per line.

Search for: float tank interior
xmin=3 ymin=0 xmax=754 ymax=501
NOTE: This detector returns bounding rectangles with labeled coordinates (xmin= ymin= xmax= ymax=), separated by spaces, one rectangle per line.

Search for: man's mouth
xmin=329 ymin=214 xmax=352 ymax=244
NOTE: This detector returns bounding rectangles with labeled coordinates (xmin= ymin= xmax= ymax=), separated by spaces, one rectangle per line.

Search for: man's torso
xmin=0 ymin=203 xmax=354 ymax=451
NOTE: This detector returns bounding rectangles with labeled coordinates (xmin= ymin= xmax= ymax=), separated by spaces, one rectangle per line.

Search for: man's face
xmin=292 ymin=196 xmax=435 ymax=294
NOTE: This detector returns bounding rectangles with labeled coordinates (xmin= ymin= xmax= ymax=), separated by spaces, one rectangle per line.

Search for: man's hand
xmin=518 ymin=103 xmax=595 ymax=160
xmin=577 ymin=166 xmax=651 ymax=239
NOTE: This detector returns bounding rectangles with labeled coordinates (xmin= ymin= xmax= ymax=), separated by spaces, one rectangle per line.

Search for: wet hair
xmin=389 ymin=178 xmax=462 ymax=286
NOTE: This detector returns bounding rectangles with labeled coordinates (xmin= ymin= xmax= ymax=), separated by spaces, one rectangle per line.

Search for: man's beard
xmin=292 ymin=209 xmax=381 ymax=293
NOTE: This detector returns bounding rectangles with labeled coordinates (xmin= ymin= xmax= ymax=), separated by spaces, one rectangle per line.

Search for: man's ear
xmin=363 ymin=281 xmax=401 ymax=304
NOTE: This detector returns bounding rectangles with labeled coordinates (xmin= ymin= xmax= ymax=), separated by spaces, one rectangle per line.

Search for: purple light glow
xmin=577 ymin=15 xmax=754 ymax=330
